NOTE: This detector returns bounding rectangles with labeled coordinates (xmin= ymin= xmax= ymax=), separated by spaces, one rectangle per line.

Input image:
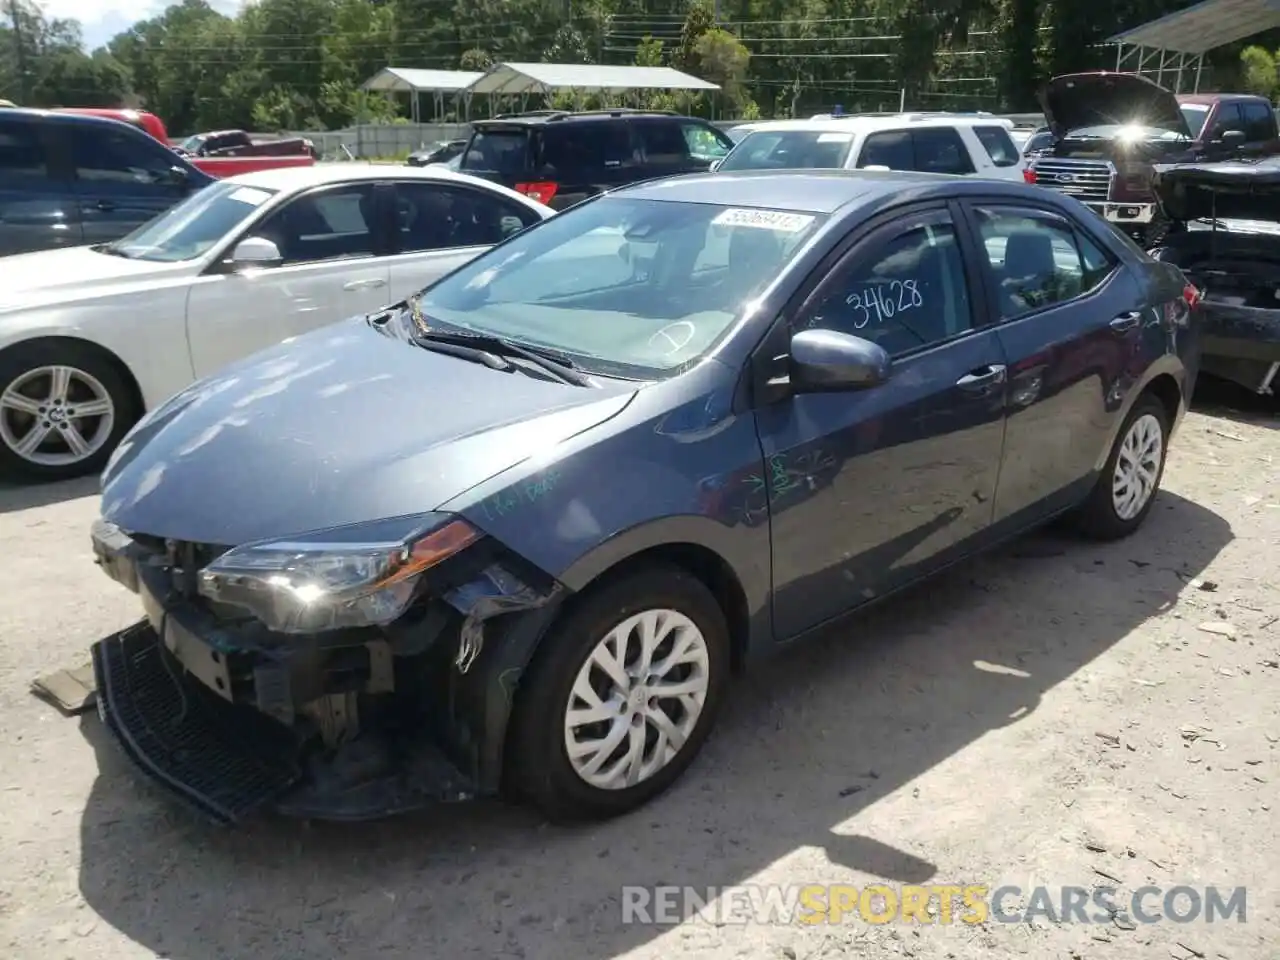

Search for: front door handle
xmin=956 ymin=364 xmax=1007 ymax=391
xmin=342 ymin=278 xmax=386 ymax=291
xmin=1110 ymin=311 xmax=1143 ymax=332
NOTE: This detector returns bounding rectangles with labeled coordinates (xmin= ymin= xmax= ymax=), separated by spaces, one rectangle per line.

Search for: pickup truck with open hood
xmin=1026 ymin=72 xmax=1279 ymax=243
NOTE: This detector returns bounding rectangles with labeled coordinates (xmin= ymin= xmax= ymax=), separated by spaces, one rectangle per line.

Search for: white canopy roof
xmin=1109 ymin=0 xmax=1280 ymax=55
xmin=466 ymin=62 xmax=720 ymax=96
xmin=362 ymin=68 xmax=483 ymax=94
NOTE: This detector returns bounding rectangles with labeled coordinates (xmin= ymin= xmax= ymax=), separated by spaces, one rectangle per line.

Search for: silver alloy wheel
xmin=0 ymin=365 xmax=115 ymax=467
xmin=1111 ymin=412 xmax=1164 ymax=521
xmin=563 ymin=608 xmax=711 ymax=791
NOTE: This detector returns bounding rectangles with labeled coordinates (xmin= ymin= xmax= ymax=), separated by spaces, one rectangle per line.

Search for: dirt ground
xmin=0 ymin=383 xmax=1276 ymax=960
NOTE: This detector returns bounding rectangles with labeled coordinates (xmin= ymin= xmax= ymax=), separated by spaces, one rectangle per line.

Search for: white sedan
xmin=0 ymin=164 xmax=552 ymax=480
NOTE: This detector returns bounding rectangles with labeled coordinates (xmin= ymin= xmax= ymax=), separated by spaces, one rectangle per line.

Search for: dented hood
xmin=1040 ymin=72 xmax=1189 ymax=140
xmin=100 ymin=319 xmax=637 ymax=545
xmin=1152 ymin=160 xmax=1280 ymax=223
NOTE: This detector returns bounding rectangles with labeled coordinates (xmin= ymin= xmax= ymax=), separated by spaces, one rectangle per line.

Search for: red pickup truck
xmin=54 ymin=108 xmax=318 ymax=178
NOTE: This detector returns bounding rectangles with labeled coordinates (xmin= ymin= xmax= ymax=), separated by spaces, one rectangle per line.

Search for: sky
xmin=38 ymin=0 xmax=246 ymax=50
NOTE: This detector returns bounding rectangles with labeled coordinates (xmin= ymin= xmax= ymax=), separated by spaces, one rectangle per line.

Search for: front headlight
xmin=197 ymin=513 xmax=480 ymax=634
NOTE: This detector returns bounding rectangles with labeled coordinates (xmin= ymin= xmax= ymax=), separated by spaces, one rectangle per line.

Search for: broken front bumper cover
xmin=86 ymin=518 xmax=557 ymax=824
xmin=91 ymin=623 xmax=477 ymax=824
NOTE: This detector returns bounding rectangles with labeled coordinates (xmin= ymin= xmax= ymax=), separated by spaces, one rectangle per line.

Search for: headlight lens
xmin=197 ymin=514 xmax=479 ymax=633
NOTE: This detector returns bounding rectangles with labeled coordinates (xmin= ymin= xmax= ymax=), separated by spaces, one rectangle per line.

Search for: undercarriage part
xmin=301 ymin=692 xmax=360 ymax=748
xmin=91 ymin=622 xmax=303 ymax=825
xmin=443 ymin=563 xmax=556 ymax=674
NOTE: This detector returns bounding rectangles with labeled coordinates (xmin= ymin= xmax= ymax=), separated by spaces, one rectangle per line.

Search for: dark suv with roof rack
xmin=457 ymin=108 xmax=737 ymax=210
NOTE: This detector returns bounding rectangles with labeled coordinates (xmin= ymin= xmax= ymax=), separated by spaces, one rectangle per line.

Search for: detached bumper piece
xmin=92 ymin=622 xmax=303 ymax=825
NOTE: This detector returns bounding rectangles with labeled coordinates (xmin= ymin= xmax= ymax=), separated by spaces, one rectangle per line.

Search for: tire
xmin=1071 ymin=392 xmax=1171 ymax=540
xmin=505 ymin=563 xmax=731 ymax=822
xmin=0 ymin=341 xmax=138 ymax=483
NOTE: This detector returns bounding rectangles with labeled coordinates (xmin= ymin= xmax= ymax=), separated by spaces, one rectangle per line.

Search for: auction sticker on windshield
xmin=228 ymin=187 xmax=273 ymax=206
xmin=817 ymin=133 xmax=853 ymax=143
xmin=713 ymin=208 xmax=816 ymax=232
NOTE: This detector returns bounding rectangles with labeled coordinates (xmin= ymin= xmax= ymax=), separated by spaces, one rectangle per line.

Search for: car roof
xmin=733 ymin=114 xmax=1010 ymax=136
xmin=472 ymin=110 xmax=693 ymax=128
xmin=613 ymin=168 xmax=964 ymax=214
xmin=227 ymin=163 xmax=495 ymax=191
xmin=0 ymin=107 xmax=152 ymax=129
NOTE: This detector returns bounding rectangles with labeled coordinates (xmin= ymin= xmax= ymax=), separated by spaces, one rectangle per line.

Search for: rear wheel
xmin=0 ymin=341 xmax=137 ymax=482
xmin=505 ymin=564 xmax=730 ymax=822
xmin=1072 ymin=393 xmax=1170 ymax=540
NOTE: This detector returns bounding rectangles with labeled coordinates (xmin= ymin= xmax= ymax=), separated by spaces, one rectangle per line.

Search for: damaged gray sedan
xmin=88 ymin=169 xmax=1198 ymax=826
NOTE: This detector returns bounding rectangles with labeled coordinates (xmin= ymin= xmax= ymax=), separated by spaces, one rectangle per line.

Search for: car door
xmin=184 ymin=181 xmax=390 ymax=378
xmin=959 ymin=201 xmax=1145 ymax=526
xmin=382 ymin=179 xmax=543 ymax=299
xmin=631 ymin=117 xmax=704 ymax=181
xmin=0 ymin=113 xmax=81 ymax=255
xmin=1201 ymin=102 xmax=1245 ymax=160
xmin=755 ymin=203 xmax=1009 ymax=640
xmin=69 ymin=121 xmax=192 ymax=243
xmin=1239 ymin=100 xmax=1278 ymax=158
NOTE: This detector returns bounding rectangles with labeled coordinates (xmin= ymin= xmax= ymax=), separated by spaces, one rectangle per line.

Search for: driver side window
xmin=797 ymin=211 xmax=973 ymax=356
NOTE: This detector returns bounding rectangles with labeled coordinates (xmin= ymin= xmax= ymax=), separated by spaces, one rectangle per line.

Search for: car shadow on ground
xmin=0 ymin=474 xmax=98 ymax=514
xmin=1192 ymin=374 xmax=1278 ymax=431
xmin=74 ymin=491 xmax=1231 ymax=960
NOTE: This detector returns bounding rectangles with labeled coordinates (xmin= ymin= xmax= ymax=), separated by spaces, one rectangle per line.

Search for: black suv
xmin=0 ymin=108 xmax=212 ymax=257
xmin=457 ymin=109 xmax=736 ymax=210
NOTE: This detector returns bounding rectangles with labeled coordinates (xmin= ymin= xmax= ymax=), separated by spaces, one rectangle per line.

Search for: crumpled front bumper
xmin=88 ymin=520 xmax=479 ymax=825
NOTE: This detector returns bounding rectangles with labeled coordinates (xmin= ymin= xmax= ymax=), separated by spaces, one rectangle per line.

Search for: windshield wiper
xmin=92 ymin=242 xmax=134 ymax=259
xmin=412 ymin=329 xmax=595 ymax=387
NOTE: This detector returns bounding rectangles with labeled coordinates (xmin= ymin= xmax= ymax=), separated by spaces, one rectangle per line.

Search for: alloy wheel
xmin=563 ymin=608 xmax=711 ymax=791
xmin=1111 ymin=412 xmax=1163 ymax=521
xmin=0 ymin=365 xmax=116 ymax=467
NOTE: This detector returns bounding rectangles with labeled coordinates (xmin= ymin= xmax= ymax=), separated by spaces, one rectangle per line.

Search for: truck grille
xmin=1030 ymin=158 xmax=1114 ymax=204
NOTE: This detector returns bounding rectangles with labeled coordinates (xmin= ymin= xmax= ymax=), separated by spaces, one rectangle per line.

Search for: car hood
xmin=100 ymin=319 xmax=638 ymax=545
xmin=0 ymin=245 xmax=191 ymax=310
xmin=1040 ymin=72 xmax=1189 ymax=141
xmin=1152 ymin=161 xmax=1280 ymax=223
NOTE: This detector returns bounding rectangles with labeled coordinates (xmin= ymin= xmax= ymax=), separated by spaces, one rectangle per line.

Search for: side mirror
xmin=228 ymin=236 xmax=283 ymax=270
xmin=1218 ymin=129 xmax=1245 ymax=145
xmin=788 ymin=328 xmax=891 ymax=392
xmin=164 ymin=165 xmax=189 ymax=185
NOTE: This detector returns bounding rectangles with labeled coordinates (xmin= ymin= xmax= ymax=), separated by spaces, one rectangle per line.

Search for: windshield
xmin=1180 ymin=104 xmax=1209 ymax=138
xmin=102 ymin=180 xmax=278 ymax=262
xmin=718 ymin=130 xmax=854 ymax=171
xmin=416 ymin=197 xmax=826 ymax=378
xmin=179 ymin=134 xmax=206 ymax=153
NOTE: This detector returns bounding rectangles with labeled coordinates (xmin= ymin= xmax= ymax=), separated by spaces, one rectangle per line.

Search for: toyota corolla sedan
xmin=88 ymin=169 xmax=1200 ymax=826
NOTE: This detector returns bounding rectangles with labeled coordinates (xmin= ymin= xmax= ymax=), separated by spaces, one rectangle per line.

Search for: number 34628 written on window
xmin=844 ymin=279 xmax=923 ymax=327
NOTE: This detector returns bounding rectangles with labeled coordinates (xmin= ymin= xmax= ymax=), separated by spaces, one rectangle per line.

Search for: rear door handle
xmin=342 ymin=278 xmax=386 ymax=291
xmin=956 ymin=364 xmax=1007 ymax=390
xmin=1110 ymin=311 xmax=1143 ymax=332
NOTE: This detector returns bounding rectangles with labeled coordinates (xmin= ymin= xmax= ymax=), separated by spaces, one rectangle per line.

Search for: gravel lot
xmin=0 ymin=385 xmax=1276 ymax=960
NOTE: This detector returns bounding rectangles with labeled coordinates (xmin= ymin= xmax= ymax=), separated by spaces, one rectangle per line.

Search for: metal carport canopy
xmin=1108 ymin=0 xmax=1280 ymax=54
xmin=362 ymin=68 xmax=484 ymax=94
xmin=466 ymin=63 xmax=721 ymax=96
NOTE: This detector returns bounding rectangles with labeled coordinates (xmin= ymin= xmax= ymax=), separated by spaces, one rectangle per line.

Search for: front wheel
xmin=0 ymin=341 xmax=137 ymax=482
xmin=1072 ymin=393 xmax=1171 ymax=540
xmin=505 ymin=564 xmax=730 ymax=822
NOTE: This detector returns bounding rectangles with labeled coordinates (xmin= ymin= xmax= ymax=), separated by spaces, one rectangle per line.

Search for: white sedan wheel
xmin=0 ymin=364 xmax=116 ymax=467
xmin=563 ymin=608 xmax=711 ymax=791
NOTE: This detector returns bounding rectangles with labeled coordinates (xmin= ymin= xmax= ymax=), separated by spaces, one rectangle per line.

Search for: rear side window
xmin=973 ymin=125 xmax=1020 ymax=166
xmin=1241 ymin=102 xmax=1275 ymax=141
xmin=538 ymin=122 xmax=631 ymax=179
xmin=0 ymin=118 xmax=48 ymax=180
xmin=392 ymin=181 xmax=538 ymax=252
xmin=719 ymin=130 xmax=854 ymax=171
xmin=461 ymin=128 xmax=532 ymax=177
xmin=856 ymin=130 xmax=914 ymax=169
xmin=911 ymin=128 xmax=976 ymax=175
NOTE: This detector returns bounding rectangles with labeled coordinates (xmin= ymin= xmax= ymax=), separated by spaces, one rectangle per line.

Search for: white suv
xmin=715 ymin=114 xmax=1027 ymax=181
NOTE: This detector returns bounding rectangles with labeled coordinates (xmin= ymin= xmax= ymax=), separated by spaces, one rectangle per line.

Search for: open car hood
xmin=1039 ymin=72 xmax=1189 ymax=140
xmin=1152 ymin=161 xmax=1280 ymax=223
